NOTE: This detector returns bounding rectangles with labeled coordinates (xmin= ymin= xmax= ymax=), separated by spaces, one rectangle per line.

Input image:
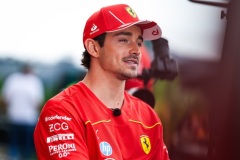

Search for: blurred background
xmin=1 ymin=0 xmax=239 ymax=160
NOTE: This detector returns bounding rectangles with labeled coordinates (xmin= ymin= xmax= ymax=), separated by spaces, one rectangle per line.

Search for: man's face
xmin=98 ymin=25 xmax=143 ymax=80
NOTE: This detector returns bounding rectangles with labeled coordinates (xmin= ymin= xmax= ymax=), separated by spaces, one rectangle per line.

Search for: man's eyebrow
xmin=113 ymin=31 xmax=143 ymax=41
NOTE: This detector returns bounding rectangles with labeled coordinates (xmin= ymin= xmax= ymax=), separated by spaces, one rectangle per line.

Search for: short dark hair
xmin=81 ymin=33 xmax=106 ymax=69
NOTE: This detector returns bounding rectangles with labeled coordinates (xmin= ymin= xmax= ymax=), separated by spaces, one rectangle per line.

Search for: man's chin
xmin=121 ymin=73 xmax=138 ymax=80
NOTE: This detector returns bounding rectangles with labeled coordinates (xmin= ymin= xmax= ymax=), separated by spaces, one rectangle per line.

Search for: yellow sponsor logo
xmin=140 ymin=135 xmax=151 ymax=154
xmin=126 ymin=7 xmax=137 ymax=18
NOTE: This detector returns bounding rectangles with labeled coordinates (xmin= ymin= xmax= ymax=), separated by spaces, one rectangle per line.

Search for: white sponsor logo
xmin=45 ymin=115 xmax=72 ymax=122
xmin=47 ymin=133 xmax=74 ymax=143
xmin=90 ymin=24 xmax=99 ymax=35
xmin=91 ymin=24 xmax=97 ymax=31
xmin=48 ymin=143 xmax=76 ymax=158
xmin=49 ymin=122 xmax=69 ymax=132
xmin=100 ymin=141 xmax=112 ymax=156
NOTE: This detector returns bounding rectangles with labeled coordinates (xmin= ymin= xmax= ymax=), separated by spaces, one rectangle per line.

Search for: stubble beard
xmin=117 ymin=66 xmax=138 ymax=80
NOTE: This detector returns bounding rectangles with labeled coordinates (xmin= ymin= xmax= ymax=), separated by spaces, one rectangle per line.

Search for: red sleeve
xmin=163 ymin=143 xmax=170 ymax=160
xmin=34 ymin=101 xmax=89 ymax=159
xmin=151 ymin=107 xmax=170 ymax=160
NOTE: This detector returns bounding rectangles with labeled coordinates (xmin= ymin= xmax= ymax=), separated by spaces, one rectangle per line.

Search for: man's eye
xmin=119 ymin=39 xmax=128 ymax=43
xmin=137 ymin=42 xmax=143 ymax=47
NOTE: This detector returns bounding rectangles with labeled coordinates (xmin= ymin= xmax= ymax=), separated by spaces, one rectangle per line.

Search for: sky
xmin=0 ymin=0 xmax=227 ymax=67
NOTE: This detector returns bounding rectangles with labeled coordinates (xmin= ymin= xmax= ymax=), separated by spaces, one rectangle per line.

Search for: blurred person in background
xmin=1 ymin=63 xmax=44 ymax=160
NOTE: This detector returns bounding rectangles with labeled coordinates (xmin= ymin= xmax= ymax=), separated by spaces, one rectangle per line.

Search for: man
xmin=34 ymin=4 xmax=169 ymax=160
xmin=2 ymin=63 xmax=44 ymax=160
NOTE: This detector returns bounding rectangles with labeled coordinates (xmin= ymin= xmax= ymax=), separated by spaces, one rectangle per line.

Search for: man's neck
xmin=82 ymin=72 xmax=125 ymax=109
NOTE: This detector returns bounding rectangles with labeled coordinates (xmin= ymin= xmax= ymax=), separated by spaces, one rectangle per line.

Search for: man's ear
xmin=84 ymin=39 xmax=100 ymax=57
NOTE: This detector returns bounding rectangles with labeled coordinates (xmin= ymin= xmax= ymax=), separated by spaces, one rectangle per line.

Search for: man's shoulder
xmin=42 ymin=83 xmax=83 ymax=110
xmin=126 ymin=92 xmax=152 ymax=108
xmin=125 ymin=92 xmax=160 ymax=121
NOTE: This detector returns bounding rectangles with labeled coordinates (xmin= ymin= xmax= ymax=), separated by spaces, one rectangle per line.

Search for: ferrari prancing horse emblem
xmin=126 ymin=7 xmax=137 ymax=18
xmin=140 ymin=135 xmax=151 ymax=154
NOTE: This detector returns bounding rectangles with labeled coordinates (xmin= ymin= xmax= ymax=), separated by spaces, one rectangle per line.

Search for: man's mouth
xmin=123 ymin=56 xmax=139 ymax=66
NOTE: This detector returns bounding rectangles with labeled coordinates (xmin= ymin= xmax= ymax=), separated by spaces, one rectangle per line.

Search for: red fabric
xmin=34 ymin=82 xmax=169 ymax=160
xmin=83 ymin=4 xmax=161 ymax=43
